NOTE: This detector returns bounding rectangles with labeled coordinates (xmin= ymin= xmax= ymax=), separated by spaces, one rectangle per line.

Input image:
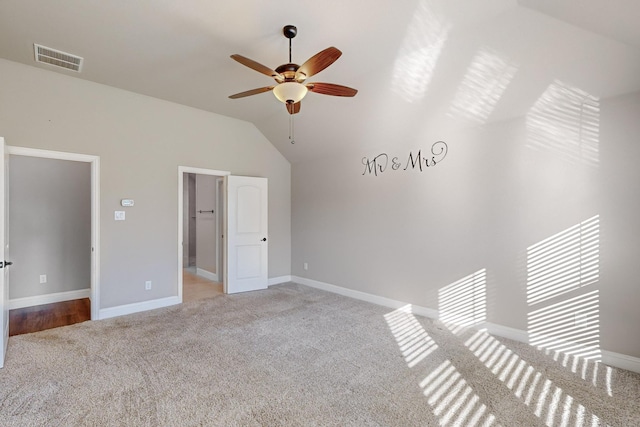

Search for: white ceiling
xmin=1 ymin=0 xmax=640 ymax=163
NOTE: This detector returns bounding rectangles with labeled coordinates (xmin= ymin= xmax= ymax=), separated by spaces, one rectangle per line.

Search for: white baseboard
xmin=291 ymin=275 xmax=640 ymax=374
xmin=8 ymin=289 xmax=91 ymax=310
xmin=484 ymin=322 xmax=529 ymax=343
xmin=196 ymin=268 xmax=218 ymax=282
xmin=98 ymin=296 xmax=181 ymax=320
xmin=602 ymin=350 xmax=640 ymax=374
xmin=292 ymin=275 xmax=439 ymax=318
xmin=268 ymin=275 xmax=292 ymax=286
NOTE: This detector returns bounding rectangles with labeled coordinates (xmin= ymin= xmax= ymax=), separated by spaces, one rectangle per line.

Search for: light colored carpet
xmin=0 ymin=283 xmax=638 ymax=426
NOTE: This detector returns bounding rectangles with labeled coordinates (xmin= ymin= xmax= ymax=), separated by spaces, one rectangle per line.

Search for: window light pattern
xmin=528 ymin=290 xmax=601 ymax=363
xmin=465 ymin=330 xmax=607 ymax=426
xmin=438 ymin=269 xmax=487 ymax=333
xmin=527 ymin=216 xmax=599 ymax=306
xmin=384 ymin=306 xmax=498 ymax=426
xmin=449 ymin=48 xmax=517 ymax=124
xmin=526 ymin=81 xmax=600 ymax=167
xmin=391 ymin=0 xmax=450 ymax=103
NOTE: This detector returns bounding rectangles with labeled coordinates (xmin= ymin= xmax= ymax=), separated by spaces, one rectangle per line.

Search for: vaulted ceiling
xmin=1 ymin=0 xmax=639 ymax=163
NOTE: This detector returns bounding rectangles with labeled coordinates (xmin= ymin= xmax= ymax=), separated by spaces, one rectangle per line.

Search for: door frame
xmin=6 ymin=146 xmax=100 ymax=320
xmin=177 ymin=166 xmax=229 ymax=301
xmin=216 ymin=177 xmax=225 ymax=285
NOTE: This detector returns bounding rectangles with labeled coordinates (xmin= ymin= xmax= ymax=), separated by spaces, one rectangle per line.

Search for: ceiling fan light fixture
xmin=273 ymin=81 xmax=308 ymax=104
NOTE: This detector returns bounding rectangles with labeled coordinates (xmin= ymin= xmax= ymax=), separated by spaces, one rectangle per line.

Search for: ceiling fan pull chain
xmin=289 ymin=114 xmax=295 ymax=144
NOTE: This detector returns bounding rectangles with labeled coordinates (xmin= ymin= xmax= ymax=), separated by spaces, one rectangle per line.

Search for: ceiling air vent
xmin=34 ymin=44 xmax=83 ymax=72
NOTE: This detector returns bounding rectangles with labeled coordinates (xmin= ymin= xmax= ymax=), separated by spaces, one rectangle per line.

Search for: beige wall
xmin=292 ymin=90 xmax=640 ymax=359
xmin=0 ymin=58 xmax=291 ymax=309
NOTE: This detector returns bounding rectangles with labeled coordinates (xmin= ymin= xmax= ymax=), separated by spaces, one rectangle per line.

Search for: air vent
xmin=34 ymin=44 xmax=83 ymax=72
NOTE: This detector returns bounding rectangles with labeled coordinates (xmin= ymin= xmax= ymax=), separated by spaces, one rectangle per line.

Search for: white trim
xmin=268 ymin=275 xmax=292 ymax=286
xmin=216 ymin=177 xmax=223 ymax=282
xmin=91 ymin=157 xmax=100 ymax=320
xmin=178 ymin=166 xmax=230 ymax=302
xmin=196 ymin=268 xmax=218 ymax=282
xmin=8 ymin=289 xmax=90 ymax=310
xmin=7 ymin=146 xmax=100 ymax=320
xmin=179 ymin=166 xmax=231 ymax=177
xmin=7 ymin=146 xmax=97 ymax=163
xmin=98 ymin=296 xmax=180 ymax=320
xmin=291 ymin=275 xmax=640 ymax=374
xmin=291 ymin=275 xmax=439 ymax=318
xmin=602 ymin=350 xmax=640 ymax=374
xmin=484 ymin=322 xmax=529 ymax=343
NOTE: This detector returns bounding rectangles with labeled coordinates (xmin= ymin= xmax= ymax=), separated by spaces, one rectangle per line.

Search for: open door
xmin=0 ymin=137 xmax=9 ymax=368
xmin=226 ymin=175 xmax=268 ymax=294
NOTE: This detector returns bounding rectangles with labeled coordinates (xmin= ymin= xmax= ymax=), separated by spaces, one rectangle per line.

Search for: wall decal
xmin=362 ymin=141 xmax=448 ymax=176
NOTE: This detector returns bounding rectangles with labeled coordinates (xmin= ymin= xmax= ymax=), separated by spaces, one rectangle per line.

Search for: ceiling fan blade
xmin=286 ymin=101 xmax=301 ymax=115
xmin=306 ymin=82 xmax=358 ymax=97
xmin=295 ymin=47 xmax=342 ymax=81
xmin=228 ymin=86 xmax=274 ymax=99
xmin=230 ymin=54 xmax=284 ymax=82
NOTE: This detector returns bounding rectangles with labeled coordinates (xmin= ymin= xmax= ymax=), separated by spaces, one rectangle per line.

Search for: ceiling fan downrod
xmin=283 ymin=25 xmax=297 ymax=63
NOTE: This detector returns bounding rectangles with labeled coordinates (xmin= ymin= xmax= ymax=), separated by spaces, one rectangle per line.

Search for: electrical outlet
xmin=39 ymin=274 xmax=47 ymax=284
xmin=145 ymin=280 xmax=152 ymax=290
xmin=303 ymin=262 xmax=308 ymax=271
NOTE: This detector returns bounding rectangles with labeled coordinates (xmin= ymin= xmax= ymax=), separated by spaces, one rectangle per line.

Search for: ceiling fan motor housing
xmin=275 ymin=63 xmax=301 ymax=81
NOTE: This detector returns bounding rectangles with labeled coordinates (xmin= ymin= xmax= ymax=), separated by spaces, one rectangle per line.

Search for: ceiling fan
xmin=229 ymin=25 xmax=357 ymax=115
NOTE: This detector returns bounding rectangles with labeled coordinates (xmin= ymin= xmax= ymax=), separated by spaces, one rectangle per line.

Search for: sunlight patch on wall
xmin=384 ymin=306 xmax=498 ymax=426
xmin=526 ymin=80 xmax=600 ymax=167
xmin=465 ymin=330 xmax=606 ymax=425
xmin=526 ymin=216 xmax=607 ymax=392
xmin=527 ymin=215 xmax=599 ymax=306
xmin=448 ymin=48 xmax=518 ymax=124
xmin=438 ymin=269 xmax=487 ymax=334
xmin=528 ymin=290 xmax=601 ymax=363
xmin=391 ymin=0 xmax=451 ymax=103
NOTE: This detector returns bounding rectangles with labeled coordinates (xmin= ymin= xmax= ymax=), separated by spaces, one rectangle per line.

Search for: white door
xmin=226 ymin=175 xmax=268 ymax=294
xmin=0 ymin=137 xmax=9 ymax=368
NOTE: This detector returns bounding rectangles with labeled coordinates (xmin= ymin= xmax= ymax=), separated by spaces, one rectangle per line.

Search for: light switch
xmin=115 ymin=211 xmax=126 ymax=221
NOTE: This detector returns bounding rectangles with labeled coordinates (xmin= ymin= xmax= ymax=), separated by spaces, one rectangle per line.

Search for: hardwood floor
xmin=8 ymin=270 xmax=221 ymax=336
xmin=183 ymin=269 xmax=223 ymax=303
xmin=9 ymin=298 xmax=91 ymax=336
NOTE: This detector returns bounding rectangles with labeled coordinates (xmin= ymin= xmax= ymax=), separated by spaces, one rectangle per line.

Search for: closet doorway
xmin=180 ymin=168 xmax=226 ymax=302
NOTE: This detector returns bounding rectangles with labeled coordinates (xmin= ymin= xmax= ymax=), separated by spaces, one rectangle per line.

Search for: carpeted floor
xmin=0 ymin=283 xmax=638 ymax=426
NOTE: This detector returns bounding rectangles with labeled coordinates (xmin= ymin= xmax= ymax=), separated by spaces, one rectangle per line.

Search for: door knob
xmin=0 ymin=261 xmax=12 ymax=268
xmin=261 ymin=238 xmax=267 ymax=242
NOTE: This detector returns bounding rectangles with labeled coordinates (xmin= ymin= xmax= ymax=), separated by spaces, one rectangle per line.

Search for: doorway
xmin=183 ymin=172 xmax=223 ymax=282
xmin=6 ymin=146 xmax=99 ymax=324
xmin=177 ymin=167 xmax=269 ymax=300
xmin=178 ymin=167 xmax=229 ymax=302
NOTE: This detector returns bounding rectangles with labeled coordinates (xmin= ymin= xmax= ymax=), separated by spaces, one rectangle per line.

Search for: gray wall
xmin=292 ymin=90 xmax=640 ymax=359
xmin=8 ymin=156 xmax=91 ymax=299
xmin=195 ymin=174 xmax=217 ymax=275
xmin=0 ymin=58 xmax=291 ymax=309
